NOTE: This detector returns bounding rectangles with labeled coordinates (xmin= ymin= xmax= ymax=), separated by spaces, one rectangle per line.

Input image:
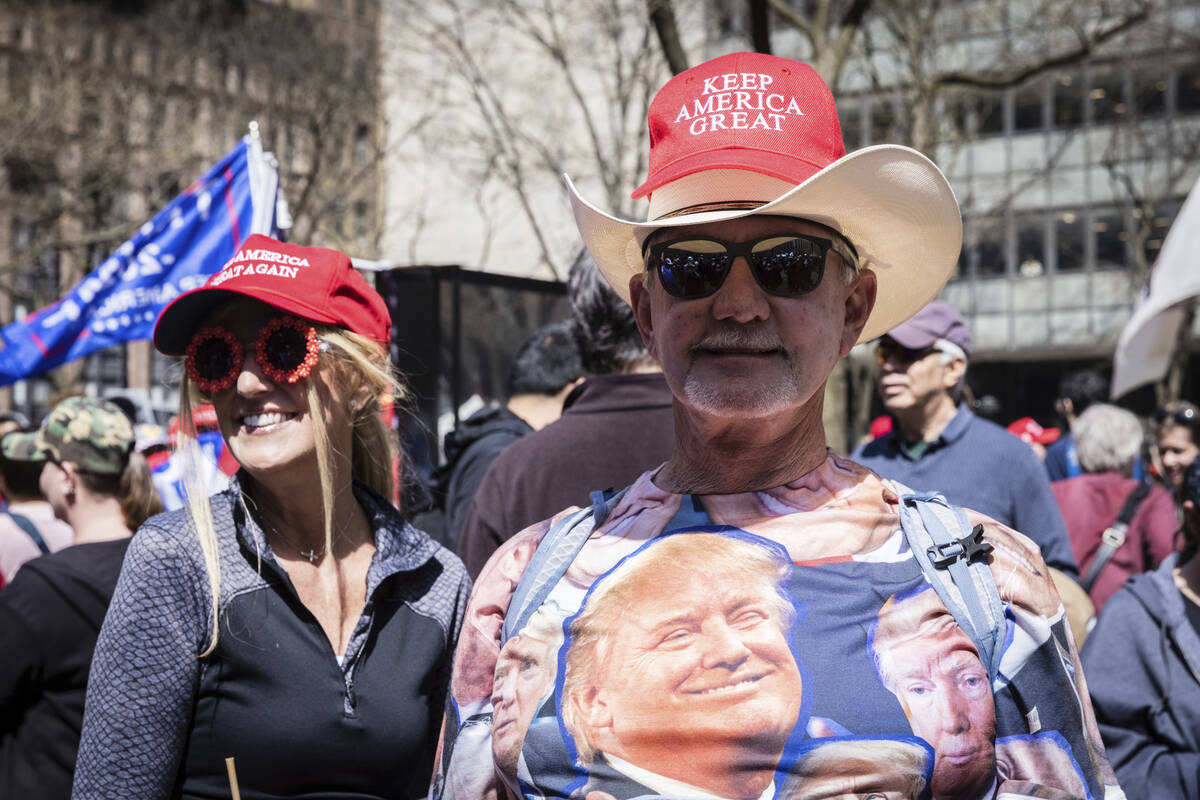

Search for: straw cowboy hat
xmin=566 ymin=51 xmax=962 ymax=343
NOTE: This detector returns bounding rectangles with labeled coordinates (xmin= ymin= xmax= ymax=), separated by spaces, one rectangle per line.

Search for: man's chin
xmin=681 ymin=379 xmax=805 ymax=420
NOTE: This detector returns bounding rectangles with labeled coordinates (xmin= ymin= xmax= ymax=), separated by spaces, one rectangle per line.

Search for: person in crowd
xmin=0 ymin=397 xmax=162 ymax=799
xmin=1152 ymin=400 xmax=1200 ymax=498
xmin=0 ymin=426 xmax=74 ymax=585
xmin=1051 ymin=403 xmax=1177 ymax=612
xmin=455 ymin=250 xmax=675 ymax=578
xmin=1005 ymin=416 xmax=1059 ymax=461
xmin=1082 ymin=457 xmax=1200 ymax=797
xmin=1044 ymin=369 xmax=1109 ymax=481
xmin=433 ymin=52 xmax=1121 ymax=800
xmin=852 ymin=301 xmax=1078 ymax=576
xmin=437 ymin=320 xmax=583 ymax=550
xmin=72 ymin=235 xmax=470 ymax=799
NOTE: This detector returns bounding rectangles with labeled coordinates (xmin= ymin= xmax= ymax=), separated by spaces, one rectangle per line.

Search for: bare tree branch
xmin=934 ymin=4 xmax=1152 ymax=89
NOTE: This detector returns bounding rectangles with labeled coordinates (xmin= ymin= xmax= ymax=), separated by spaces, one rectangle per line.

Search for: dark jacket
xmin=457 ymin=373 xmax=675 ymax=578
xmin=72 ymin=477 xmax=471 ymax=800
xmin=0 ymin=538 xmax=130 ymax=800
xmin=436 ymin=405 xmax=532 ymax=551
xmin=1081 ymin=553 xmax=1200 ymax=798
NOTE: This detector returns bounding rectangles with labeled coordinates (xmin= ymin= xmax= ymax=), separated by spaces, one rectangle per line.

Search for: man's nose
xmin=700 ymin=618 xmax=753 ymax=669
xmin=710 ymin=257 xmax=770 ymax=324
xmin=935 ymin=686 xmax=972 ymax=734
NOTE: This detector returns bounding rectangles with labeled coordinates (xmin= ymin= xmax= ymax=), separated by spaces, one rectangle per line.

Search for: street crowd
xmin=2 ymin=51 xmax=1195 ymax=800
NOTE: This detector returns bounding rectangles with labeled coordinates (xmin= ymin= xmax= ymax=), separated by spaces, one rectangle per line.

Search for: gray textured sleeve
xmin=72 ymin=519 xmax=209 ymax=799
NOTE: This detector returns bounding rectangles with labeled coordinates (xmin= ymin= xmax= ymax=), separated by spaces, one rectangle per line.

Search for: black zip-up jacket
xmin=72 ymin=477 xmax=471 ymax=799
xmin=0 ymin=538 xmax=130 ymax=799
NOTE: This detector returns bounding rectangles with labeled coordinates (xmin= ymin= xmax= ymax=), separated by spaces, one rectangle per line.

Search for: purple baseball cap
xmin=884 ymin=300 xmax=970 ymax=356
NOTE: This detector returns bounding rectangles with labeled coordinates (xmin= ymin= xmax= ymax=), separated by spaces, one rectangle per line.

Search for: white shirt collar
xmin=605 ymin=754 xmax=775 ymax=800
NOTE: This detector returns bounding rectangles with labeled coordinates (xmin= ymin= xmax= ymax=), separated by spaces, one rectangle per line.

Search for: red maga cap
xmin=632 ymin=52 xmax=845 ymax=200
xmin=1006 ymin=417 xmax=1061 ymax=446
xmin=153 ymin=234 xmax=391 ymax=355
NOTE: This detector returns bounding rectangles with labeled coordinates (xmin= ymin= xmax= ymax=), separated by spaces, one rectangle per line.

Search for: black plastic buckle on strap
xmin=927 ymin=524 xmax=993 ymax=570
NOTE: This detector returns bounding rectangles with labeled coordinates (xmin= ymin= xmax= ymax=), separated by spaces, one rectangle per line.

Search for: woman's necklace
xmin=241 ymin=494 xmax=327 ymax=563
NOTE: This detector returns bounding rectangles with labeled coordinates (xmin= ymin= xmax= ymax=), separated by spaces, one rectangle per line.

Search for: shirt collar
xmin=604 ymin=754 xmax=775 ymax=800
xmin=894 ymin=403 xmax=973 ymax=460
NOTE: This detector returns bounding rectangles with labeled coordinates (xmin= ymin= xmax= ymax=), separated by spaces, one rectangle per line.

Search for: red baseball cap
xmin=153 ymin=234 xmax=391 ymax=355
xmin=633 ymin=52 xmax=844 ymax=199
xmin=1006 ymin=417 xmax=1061 ymax=446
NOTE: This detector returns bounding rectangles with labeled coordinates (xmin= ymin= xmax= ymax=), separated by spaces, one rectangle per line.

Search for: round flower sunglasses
xmin=185 ymin=316 xmax=323 ymax=394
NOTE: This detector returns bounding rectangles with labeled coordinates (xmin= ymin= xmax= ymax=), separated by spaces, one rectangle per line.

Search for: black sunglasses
xmin=875 ymin=340 xmax=941 ymax=367
xmin=643 ymin=233 xmax=852 ymax=300
xmin=1154 ymin=405 xmax=1198 ymax=426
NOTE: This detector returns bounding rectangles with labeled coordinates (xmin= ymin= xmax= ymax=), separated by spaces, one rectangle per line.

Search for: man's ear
xmin=840 ymin=269 xmax=878 ymax=358
xmin=56 ymin=461 xmax=78 ymax=500
xmin=569 ymin=686 xmax=614 ymax=747
xmin=943 ymin=356 xmax=967 ymax=388
xmin=629 ymin=273 xmax=658 ymax=361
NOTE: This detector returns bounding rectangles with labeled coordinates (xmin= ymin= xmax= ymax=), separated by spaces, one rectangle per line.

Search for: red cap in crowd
xmin=153 ymin=234 xmax=391 ymax=355
xmin=1006 ymin=417 xmax=1061 ymax=445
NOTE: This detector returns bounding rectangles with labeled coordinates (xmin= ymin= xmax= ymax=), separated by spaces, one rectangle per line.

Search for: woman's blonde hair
xmin=176 ymin=326 xmax=406 ymax=656
xmin=76 ymin=451 xmax=165 ymax=530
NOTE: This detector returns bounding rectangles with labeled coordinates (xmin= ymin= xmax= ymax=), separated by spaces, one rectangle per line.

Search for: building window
xmin=1144 ymin=199 xmax=1181 ymax=265
xmin=975 ymin=216 xmax=1007 ymax=276
xmin=1014 ymin=79 xmax=1044 ymax=133
xmin=1055 ymin=210 xmax=1084 ymax=272
xmin=840 ymin=104 xmax=863 ymax=150
xmin=1093 ymin=207 xmax=1127 ymax=269
xmin=1053 ymin=69 xmax=1082 ymax=129
xmin=976 ymin=92 xmax=1004 ymax=137
xmin=1178 ymin=59 xmax=1200 ymax=113
xmin=354 ymin=123 xmax=370 ymax=169
xmin=1134 ymin=69 xmax=1167 ymax=118
xmin=354 ymin=200 xmax=369 ymax=250
xmin=1089 ymin=64 xmax=1126 ymax=124
xmin=1016 ymin=213 xmax=1045 ymax=276
xmin=868 ymin=100 xmax=896 ymax=144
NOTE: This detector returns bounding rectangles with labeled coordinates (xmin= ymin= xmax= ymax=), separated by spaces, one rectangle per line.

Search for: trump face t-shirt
xmin=433 ymin=451 xmax=1120 ymax=800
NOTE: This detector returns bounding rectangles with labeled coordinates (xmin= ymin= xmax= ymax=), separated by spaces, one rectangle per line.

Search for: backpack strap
xmin=502 ymin=488 xmax=626 ymax=643
xmin=7 ymin=511 xmax=50 ymax=555
xmin=1079 ymin=479 xmax=1151 ymax=593
xmin=894 ymin=484 xmax=1007 ymax=679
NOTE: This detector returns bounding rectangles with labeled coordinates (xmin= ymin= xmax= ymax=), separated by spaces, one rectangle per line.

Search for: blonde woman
xmin=73 ymin=236 xmax=470 ymax=799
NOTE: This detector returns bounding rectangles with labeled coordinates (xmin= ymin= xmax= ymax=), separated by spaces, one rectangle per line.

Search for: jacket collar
xmin=225 ymin=472 xmax=440 ymax=590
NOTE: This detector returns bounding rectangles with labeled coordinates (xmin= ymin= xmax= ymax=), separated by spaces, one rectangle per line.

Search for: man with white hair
xmin=432 ymin=52 xmax=1123 ymax=800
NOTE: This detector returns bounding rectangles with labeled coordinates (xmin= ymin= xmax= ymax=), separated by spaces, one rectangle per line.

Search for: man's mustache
xmin=692 ymin=328 xmax=784 ymax=353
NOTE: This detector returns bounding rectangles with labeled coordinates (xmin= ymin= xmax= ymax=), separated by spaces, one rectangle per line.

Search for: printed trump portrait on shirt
xmin=558 ymin=530 xmax=809 ymax=800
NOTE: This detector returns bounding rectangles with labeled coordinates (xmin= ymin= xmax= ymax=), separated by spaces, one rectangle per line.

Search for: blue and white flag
xmin=0 ymin=131 xmax=288 ymax=385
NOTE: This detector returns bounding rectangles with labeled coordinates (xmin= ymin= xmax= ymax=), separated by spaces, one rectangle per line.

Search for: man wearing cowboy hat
xmin=433 ymin=52 xmax=1123 ymax=800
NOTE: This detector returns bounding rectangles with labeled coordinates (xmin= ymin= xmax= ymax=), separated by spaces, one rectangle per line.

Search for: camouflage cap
xmin=1 ymin=396 xmax=135 ymax=475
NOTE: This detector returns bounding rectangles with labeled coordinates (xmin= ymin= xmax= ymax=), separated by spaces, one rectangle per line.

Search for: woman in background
xmin=73 ymin=235 xmax=470 ymax=799
xmin=0 ymin=397 xmax=161 ymax=799
xmin=1153 ymin=401 xmax=1200 ymax=499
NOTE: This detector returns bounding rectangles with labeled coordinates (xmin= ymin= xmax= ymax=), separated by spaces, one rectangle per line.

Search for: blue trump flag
xmin=0 ymin=133 xmax=285 ymax=385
